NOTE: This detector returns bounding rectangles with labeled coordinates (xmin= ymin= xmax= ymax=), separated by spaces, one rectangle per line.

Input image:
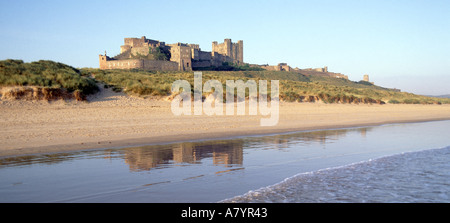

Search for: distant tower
xmin=363 ymin=74 xmax=369 ymax=82
xmin=237 ymin=40 xmax=243 ymax=65
xmin=99 ymin=54 xmax=108 ymax=69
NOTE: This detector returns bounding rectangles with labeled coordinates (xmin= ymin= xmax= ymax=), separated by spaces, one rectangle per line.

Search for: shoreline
xmin=1 ymin=87 xmax=450 ymax=158
xmin=10 ymin=117 xmax=450 ymax=158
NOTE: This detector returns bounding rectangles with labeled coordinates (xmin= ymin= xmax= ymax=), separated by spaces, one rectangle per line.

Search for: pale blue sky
xmin=0 ymin=0 xmax=449 ymax=95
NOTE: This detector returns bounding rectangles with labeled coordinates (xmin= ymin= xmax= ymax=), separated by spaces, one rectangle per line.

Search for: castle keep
xmin=99 ymin=36 xmax=243 ymax=71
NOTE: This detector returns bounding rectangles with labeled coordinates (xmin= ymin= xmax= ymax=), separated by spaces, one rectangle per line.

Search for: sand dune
xmin=1 ymin=86 xmax=450 ymax=157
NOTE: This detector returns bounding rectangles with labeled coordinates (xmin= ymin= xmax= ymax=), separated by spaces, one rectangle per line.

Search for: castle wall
xmin=192 ymin=50 xmax=213 ymax=68
xmin=131 ymin=46 xmax=150 ymax=57
xmin=314 ymin=68 xmax=325 ymax=72
xmin=191 ymin=49 xmax=199 ymax=60
xmin=124 ymin=36 xmax=159 ymax=48
xmin=120 ymin=45 xmax=131 ymax=54
xmin=192 ymin=60 xmax=212 ymax=68
xmin=124 ymin=38 xmax=145 ymax=48
xmin=99 ymin=55 xmax=178 ymax=71
xmin=143 ymin=60 xmax=178 ymax=71
xmin=260 ymin=65 xmax=281 ymax=71
xmin=100 ymin=57 xmax=143 ymax=70
xmin=211 ymin=52 xmax=233 ymax=66
xmin=121 ymin=36 xmax=166 ymax=58
xmin=198 ymin=50 xmax=212 ymax=61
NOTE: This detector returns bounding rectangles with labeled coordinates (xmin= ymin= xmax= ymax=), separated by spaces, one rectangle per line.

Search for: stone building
xmin=302 ymin=66 xmax=328 ymax=72
xmin=362 ymin=74 xmax=374 ymax=84
xmin=363 ymin=74 xmax=369 ymax=82
xmin=99 ymin=36 xmax=244 ymax=71
xmin=254 ymin=63 xmax=349 ymax=80
xmin=259 ymin=63 xmax=292 ymax=72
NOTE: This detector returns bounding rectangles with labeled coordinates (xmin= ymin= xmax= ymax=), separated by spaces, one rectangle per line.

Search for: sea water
xmin=222 ymin=146 xmax=450 ymax=203
xmin=0 ymin=120 xmax=449 ymax=203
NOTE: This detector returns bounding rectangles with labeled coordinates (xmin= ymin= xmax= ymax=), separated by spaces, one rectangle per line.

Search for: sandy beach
xmin=1 ymin=86 xmax=450 ymax=157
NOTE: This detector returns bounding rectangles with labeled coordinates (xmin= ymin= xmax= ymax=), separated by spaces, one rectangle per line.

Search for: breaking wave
xmin=222 ymin=146 xmax=450 ymax=203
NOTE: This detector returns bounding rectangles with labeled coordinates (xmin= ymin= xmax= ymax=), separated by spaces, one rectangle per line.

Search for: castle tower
xmin=237 ymin=40 xmax=243 ymax=65
xmin=363 ymin=74 xmax=369 ymax=82
xmin=99 ymin=54 xmax=108 ymax=69
xmin=212 ymin=39 xmax=244 ymax=65
xmin=224 ymin=38 xmax=232 ymax=57
xmin=168 ymin=43 xmax=192 ymax=71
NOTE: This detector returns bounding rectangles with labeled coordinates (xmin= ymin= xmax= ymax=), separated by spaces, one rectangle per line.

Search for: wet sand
xmin=1 ymin=86 xmax=450 ymax=157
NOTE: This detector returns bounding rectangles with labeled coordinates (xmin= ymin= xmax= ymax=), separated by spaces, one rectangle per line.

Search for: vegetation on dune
xmin=85 ymin=68 xmax=178 ymax=96
xmin=1 ymin=59 xmax=448 ymax=104
xmin=82 ymin=68 xmax=450 ymax=104
xmin=277 ymin=76 xmax=448 ymax=104
xmin=0 ymin=59 xmax=99 ymax=100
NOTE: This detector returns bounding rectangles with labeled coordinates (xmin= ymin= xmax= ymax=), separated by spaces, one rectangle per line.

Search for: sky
xmin=0 ymin=0 xmax=449 ymax=95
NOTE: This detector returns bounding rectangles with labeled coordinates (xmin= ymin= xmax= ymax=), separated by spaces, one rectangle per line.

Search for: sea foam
xmin=221 ymin=146 xmax=450 ymax=203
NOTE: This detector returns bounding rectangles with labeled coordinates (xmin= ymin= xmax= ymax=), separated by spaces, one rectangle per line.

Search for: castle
xmin=99 ymin=36 xmax=376 ymax=83
xmin=99 ymin=36 xmax=243 ymax=71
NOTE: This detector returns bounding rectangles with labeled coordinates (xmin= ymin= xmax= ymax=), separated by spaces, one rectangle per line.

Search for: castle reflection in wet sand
xmin=0 ymin=127 xmax=370 ymax=173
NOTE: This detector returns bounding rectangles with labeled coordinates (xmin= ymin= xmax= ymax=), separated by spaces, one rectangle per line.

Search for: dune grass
xmin=82 ymin=68 xmax=450 ymax=104
xmin=0 ymin=59 xmax=99 ymax=97
xmin=1 ymin=59 xmax=447 ymax=104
